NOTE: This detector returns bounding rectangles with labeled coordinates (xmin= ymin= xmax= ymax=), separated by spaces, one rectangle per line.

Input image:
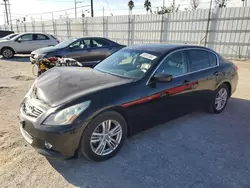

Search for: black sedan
xmin=20 ymin=44 xmax=238 ymax=161
xmin=30 ymin=37 xmax=125 ymax=67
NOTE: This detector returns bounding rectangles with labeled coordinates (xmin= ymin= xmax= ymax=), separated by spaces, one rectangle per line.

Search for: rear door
xmin=33 ymin=34 xmax=54 ymax=49
xmin=186 ymin=49 xmax=219 ymax=106
xmin=90 ymin=38 xmax=113 ymax=61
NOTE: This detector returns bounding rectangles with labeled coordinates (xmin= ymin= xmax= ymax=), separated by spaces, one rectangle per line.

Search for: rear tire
xmin=1 ymin=47 xmax=14 ymax=59
xmin=79 ymin=111 xmax=127 ymax=161
xmin=207 ymin=84 xmax=229 ymax=114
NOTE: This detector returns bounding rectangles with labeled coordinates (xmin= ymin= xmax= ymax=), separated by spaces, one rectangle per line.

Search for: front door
xmin=66 ymin=38 xmax=94 ymax=62
xmin=14 ymin=34 xmax=37 ymax=53
xmin=145 ymin=50 xmax=195 ymax=126
xmin=128 ymin=50 xmax=196 ymax=133
xmin=90 ymin=38 xmax=112 ymax=61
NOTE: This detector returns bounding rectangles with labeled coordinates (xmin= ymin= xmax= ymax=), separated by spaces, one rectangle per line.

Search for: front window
xmin=19 ymin=34 xmax=33 ymax=41
xmin=69 ymin=39 xmax=91 ymax=49
xmin=94 ymin=49 xmax=161 ymax=78
xmin=155 ymin=51 xmax=188 ymax=77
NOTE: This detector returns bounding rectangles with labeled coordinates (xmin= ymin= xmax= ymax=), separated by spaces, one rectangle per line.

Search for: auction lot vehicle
xmin=0 ymin=30 xmax=14 ymax=38
xmin=33 ymin=57 xmax=83 ymax=76
xmin=19 ymin=44 xmax=238 ymax=161
xmin=0 ymin=32 xmax=59 ymax=58
xmin=30 ymin=37 xmax=125 ymax=67
xmin=0 ymin=33 xmax=19 ymax=40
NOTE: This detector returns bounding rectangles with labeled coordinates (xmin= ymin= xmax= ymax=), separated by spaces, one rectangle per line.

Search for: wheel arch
xmin=217 ymin=80 xmax=232 ymax=96
xmin=1 ymin=46 xmax=16 ymax=54
xmin=82 ymin=105 xmax=131 ymax=137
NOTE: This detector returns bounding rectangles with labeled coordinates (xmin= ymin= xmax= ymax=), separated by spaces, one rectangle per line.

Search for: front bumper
xmin=19 ymin=116 xmax=83 ymax=159
xmin=30 ymin=56 xmax=38 ymax=64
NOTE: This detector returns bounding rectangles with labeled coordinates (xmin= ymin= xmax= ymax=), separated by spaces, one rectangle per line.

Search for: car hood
xmin=33 ymin=67 xmax=133 ymax=107
xmin=0 ymin=39 xmax=10 ymax=44
xmin=32 ymin=46 xmax=61 ymax=54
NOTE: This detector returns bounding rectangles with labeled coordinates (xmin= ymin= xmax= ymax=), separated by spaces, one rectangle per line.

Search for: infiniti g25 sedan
xmin=19 ymin=44 xmax=238 ymax=161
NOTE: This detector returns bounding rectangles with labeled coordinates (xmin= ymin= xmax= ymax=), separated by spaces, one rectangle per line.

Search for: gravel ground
xmin=0 ymin=56 xmax=250 ymax=188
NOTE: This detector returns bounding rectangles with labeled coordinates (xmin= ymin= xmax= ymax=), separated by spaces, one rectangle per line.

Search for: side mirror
xmin=17 ymin=38 xmax=22 ymax=43
xmin=152 ymin=73 xmax=173 ymax=82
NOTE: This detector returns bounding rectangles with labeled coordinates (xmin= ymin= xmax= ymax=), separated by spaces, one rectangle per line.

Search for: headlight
xmin=34 ymin=54 xmax=46 ymax=59
xmin=43 ymin=101 xmax=91 ymax=125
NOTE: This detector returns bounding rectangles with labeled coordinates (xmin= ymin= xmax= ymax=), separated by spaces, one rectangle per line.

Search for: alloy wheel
xmin=214 ymin=88 xmax=228 ymax=111
xmin=3 ymin=49 xmax=13 ymax=58
xmin=90 ymin=120 xmax=123 ymax=156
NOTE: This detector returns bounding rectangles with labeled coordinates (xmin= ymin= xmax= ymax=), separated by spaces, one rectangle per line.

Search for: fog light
xmin=45 ymin=141 xmax=52 ymax=149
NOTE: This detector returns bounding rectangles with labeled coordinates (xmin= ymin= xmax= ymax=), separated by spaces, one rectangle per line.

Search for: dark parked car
xmin=20 ymin=44 xmax=238 ymax=161
xmin=0 ymin=33 xmax=19 ymax=40
xmin=0 ymin=30 xmax=14 ymax=38
xmin=30 ymin=37 xmax=125 ymax=67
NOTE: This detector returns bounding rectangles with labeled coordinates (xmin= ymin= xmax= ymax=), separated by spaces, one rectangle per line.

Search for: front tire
xmin=208 ymin=84 xmax=229 ymax=114
xmin=1 ymin=47 xmax=14 ymax=59
xmin=80 ymin=111 xmax=127 ymax=161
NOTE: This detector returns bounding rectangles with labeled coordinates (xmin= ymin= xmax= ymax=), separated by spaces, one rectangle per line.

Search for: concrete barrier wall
xmin=1 ymin=7 xmax=250 ymax=59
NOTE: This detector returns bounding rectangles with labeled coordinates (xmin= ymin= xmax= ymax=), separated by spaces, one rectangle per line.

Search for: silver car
xmin=0 ymin=32 xmax=59 ymax=58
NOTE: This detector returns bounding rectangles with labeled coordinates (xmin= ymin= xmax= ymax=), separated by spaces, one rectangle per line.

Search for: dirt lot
xmin=0 ymin=57 xmax=250 ymax=188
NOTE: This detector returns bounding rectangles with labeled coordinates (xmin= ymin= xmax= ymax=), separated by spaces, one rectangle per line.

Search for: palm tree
xmin=144 ymin=0 xmax=152 ymax=14
xmin=128 ymin=0 xmax=135 ymax=15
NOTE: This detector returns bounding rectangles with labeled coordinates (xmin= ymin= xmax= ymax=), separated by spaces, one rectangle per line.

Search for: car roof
xmin=19 ymin=32 xmax=51 ymax=35
xmin=125 ymin=44 xmax=215 ymax=54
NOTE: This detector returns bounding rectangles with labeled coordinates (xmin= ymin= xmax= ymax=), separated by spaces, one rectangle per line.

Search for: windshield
xmin=2 ymin=34 xmax=18 ymax=40
xmin=94 ymin=49 xmax=161 ymax=79
xmin=54 ymin=38 xmax=77 ymax=48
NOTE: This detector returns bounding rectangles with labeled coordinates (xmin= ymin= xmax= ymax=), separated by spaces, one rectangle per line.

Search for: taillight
xmin=57 ymin=39 xmax=60 ymax=43
xmin=47 ymin=57 xmax=58 ymax=62
xmin=233 ymin=65 xmax=238 ymax=71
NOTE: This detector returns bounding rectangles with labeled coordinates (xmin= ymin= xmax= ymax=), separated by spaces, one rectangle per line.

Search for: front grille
xmin=22 ymin=99 xmax=44 ymax=118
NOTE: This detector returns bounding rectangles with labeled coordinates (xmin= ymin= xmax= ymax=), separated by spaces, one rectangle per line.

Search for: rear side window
xmin=188 ymin=49 xmax=217 ymax=72
xmin=92 ymin=39 xmax=110 ymax=47
xmin=35 ymin=34 xmax=49 ymax=40
xmin=208 ymin=52 xmax=217 ymax=66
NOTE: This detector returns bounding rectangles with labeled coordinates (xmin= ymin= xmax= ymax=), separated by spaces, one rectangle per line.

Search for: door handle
xmin=213 ymin=71 xmax=219 ymax=76
xmin=183 ymin=80 xmax=190 ymax=85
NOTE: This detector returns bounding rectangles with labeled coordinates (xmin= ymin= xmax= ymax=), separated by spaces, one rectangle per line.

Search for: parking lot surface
xmin=0 ymin=57 xmax=250 ymax=188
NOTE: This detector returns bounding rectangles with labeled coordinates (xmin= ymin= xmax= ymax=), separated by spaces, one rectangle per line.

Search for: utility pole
xmin=204 ymin=0 xmax=213 ymax=47
xmin=75 ymin=0 xmax=77 ymax=18
xmin=3 ymin=0 xmax=9 ymax=25
xmin=91 ymin=0 xmax=93 ymax=17
xmin=8 ymin=0 xmax=12 ymax=30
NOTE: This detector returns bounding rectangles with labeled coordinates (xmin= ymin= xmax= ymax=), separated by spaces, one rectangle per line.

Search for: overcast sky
xmin=0 ymin=0 xmax=247 ymax=24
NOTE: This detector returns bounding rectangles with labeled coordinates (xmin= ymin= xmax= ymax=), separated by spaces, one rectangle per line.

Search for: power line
xmin=37 ymin=0 xmax=73 ymax=2
xmin=103 ymin=0 xmax=112 ymax=15
xmin=11 ymin=5 xmax=90 ymax=16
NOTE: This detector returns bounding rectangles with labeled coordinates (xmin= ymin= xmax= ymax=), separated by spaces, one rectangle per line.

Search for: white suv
xmin=0 ymin=32 xmax=59 ymax=58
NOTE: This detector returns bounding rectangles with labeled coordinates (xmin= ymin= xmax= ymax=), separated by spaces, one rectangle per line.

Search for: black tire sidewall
xmin=210 ymin=84 xmax=229 ymax=114
xmin=2 ymin=48 xmax=14 ymax=59
xmin=80 ymin=111 xmax=127 ymax=161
